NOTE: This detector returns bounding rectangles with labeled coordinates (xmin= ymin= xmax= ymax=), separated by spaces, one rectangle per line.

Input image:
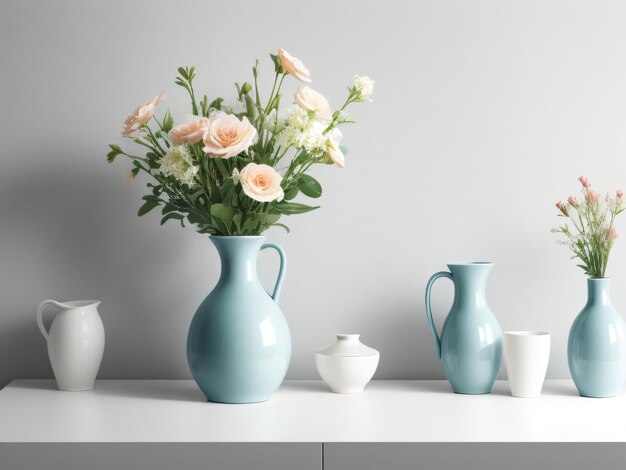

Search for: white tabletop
xmin=0 ymin=379 xmax=622 ymax=443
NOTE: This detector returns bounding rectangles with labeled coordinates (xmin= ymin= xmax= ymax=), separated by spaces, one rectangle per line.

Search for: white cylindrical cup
xmin=503 ymin=331 xmax=550 ymax=398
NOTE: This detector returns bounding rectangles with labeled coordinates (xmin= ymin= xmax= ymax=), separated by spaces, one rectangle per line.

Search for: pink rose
xmin=278 ymin=48 xmax=311 ymax=82
xmin=169 ymin=116 xmax=210 ymax=145
xmin=294 ymin=86 xmax=332 ymax=123
xmin=239 ymin=163 xmax=284 ymax=202
xmin=202 ymin=112 xmax=258 ymax=159
xmin=578 ymin=176 xmax=590 ymax=188
xmin=122 ymin=92 xmax=166 ymax=138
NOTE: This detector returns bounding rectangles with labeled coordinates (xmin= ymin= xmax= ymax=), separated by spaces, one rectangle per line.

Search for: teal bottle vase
xmin=425 ymin=262 xmax=502 ymax=394
xmin=568 ymin=278 xmax=626 ymax=398
xmin=187 ymin=236 xmax=291 ymax=403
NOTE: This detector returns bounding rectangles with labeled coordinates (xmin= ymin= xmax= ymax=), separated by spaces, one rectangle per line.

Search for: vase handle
xmin=36 ymin=299 xmax=64 ymax=341
xmin=425 ymin=271 xmax=453 ymax=359
xmin=261 ymin=243 xmax=287 ymax=304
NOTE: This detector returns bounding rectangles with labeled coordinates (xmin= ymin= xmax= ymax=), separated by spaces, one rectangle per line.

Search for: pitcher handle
xmin=425 ymin=271 xmax=453 ymax=359
xmin=261 ymin=243 xmax=287 ymax=304
xmin=36 ymin=299 xmax=64 ymax=341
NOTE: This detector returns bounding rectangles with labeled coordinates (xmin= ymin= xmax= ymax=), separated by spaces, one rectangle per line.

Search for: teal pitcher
xmin=187 ymin=236 xmax=291 ymax=403
xmin=425 ymin=262 xmax=502 ymax=394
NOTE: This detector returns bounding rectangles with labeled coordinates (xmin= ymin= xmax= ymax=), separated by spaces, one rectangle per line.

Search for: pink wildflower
xmin=556 ymin=201 xmax=568 ymax=216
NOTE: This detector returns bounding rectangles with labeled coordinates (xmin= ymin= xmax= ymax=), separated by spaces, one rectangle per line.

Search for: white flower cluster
xmin=158 ymin=145 xmax=199 ymax=186
xmin=275 ymin=107 xmax=327 ymax=157
xmin=352 ymin=75 xmax=374 ymax=102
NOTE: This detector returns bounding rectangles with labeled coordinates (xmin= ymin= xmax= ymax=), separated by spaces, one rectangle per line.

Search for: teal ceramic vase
xmin=425 ymin=262 xmax=502 ymax=394
xmin=187 ymin=236 xmax=291 ymax=403
xmin=568 ymin=278 xmax=626 ymax=398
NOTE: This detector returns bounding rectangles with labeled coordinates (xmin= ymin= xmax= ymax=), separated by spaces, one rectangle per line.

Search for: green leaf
xmin=274 ymin=202 xmax=320 ymax=215
xmin=142 ymin=195 xmax=160 ymax=203
xmin=242 ymin=214 xmax=261 ymax=231
xmin=161 ymin=204 xmax=178 ymax=215
xmin=233 ymin=214 xmax=242 ymax=232
xmin=296 ymin=174 xmax=322 ymax=198
xmin=138 ymin=200 xmax=159 ymax=216
xmin=106 ymin=144 xmax=123 ymax=163
xmin=209 ymin=97 xmax=223 ymax=110
xmin=212 ymin=217 xmax=230 ymax=235
xmin=214 ymin=159 xmax=231 ymax=179
xmin=284 ymin=186 xmax=299 ymax=201
xmin=210 ymin=203 xmax=236 ymax=224
xmin=220 ymin=179 xmax=236 ymax=204
xmin=270 ymin=53 xmax=283 ymax=74
xmin=161 ymin=212 xmax=184 ymax=225
xmin=263 ymin=213 xmax=281 ymax=226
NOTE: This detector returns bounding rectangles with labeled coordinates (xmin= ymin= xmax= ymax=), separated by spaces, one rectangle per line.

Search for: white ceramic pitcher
xmin=36 ymin=300 xmax=105 ymax=391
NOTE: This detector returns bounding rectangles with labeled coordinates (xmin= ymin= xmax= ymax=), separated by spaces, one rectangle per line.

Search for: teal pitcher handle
xmin=425 ymin=271 xmax=453 ymax=359
xmin=261 ymin=243 xmax=287 ymax=304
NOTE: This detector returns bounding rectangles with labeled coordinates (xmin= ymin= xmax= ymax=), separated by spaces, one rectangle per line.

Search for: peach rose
xmin=169 ymin=116 xmax=209 ymax=145
xmin=202 ymin=112 xmax=258 ymax=159
xmin=239 ymin=163 xmax=284 ymax=202
xmin=278 ymin=48 xmax=311 ymax=82
xmin=121 ymin=92 xmax=166 ymax=138
xmin=294 ymin=86 xmax=332 ymax=123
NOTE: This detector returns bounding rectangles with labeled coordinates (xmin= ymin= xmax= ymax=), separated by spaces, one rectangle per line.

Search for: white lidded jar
xmin=315 ymin=334 xmax=379 ymax=393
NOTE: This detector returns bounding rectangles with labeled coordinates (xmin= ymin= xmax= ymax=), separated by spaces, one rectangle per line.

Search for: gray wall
xmin=1 ymin=0 xmax=626 ymax=388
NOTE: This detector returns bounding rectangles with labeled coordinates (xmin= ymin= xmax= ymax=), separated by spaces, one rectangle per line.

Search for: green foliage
xmin=270 ymin=53 xmax=283 ymax=74
xmin=275 ymin=202 xmax=319 ymax=215
xmin=138 ymin=195 xmax=161 ymax=216
xmin=209 ymin=97 xmax=223 ymax=110
xmin=296 ymin=174 xmax=322 ymax=198
xmin=107 ymin=144 xmax=123 ymax=163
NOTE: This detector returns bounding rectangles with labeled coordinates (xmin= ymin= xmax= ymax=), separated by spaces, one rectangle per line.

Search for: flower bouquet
xmin=554 ymin=176 xmax=626 ymax=398
xmin=554 ymin=176 xmax=624 ymax=278
xmin=107 ymin=48 xmax=373 ymax=236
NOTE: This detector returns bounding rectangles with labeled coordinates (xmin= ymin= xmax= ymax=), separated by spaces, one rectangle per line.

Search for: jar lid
xmin=316 ymin=334 xmax=379 ymax=357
